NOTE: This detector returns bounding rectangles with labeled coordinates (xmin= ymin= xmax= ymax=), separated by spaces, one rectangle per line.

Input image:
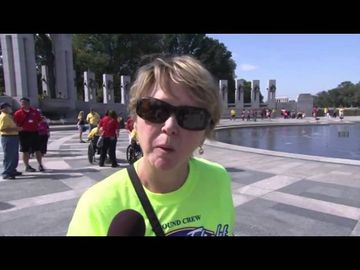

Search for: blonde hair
xmin=78 ymin=111 xmax=84 ymax=120
xmin=128 ymin=55 xmax=221 ymax=138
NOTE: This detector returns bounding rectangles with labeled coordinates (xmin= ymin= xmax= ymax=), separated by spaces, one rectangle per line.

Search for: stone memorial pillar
xmin=121 ymin=75 xmax=131 ymax=105
xmin=219 ymin=80 xmax=228 ymax=111
xmin=267 ymin=79 xmax=276 ymax=109
xmin=103 ymin=74 xmax=114 ymax=104
xmin=297 ymin=94 xmax=313 ymax=117
xmin=251 ymin=80 xmax=260 ymax=109
xmin=0 ymin=34 xmax=38 ymax=106
xmin=235 ymin=79 xmax=245 ymax=110
xmin=41 ymin=65 xmax=49 ymax=98
xmin=84 ymin=71 xmax=96 ymax=103
xmin=51 ymin=34 xmax=75 ymax=103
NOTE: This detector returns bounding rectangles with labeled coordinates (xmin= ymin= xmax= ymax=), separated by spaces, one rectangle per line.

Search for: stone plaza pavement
xmin=0 ymin=116 xmax=360 ymax=236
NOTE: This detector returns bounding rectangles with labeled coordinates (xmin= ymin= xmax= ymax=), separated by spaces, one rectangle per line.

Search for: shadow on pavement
xmin=8 ymin=173 xmax=83 ymax=181
xmin=226 ymin=167 xmax=245 ymax=173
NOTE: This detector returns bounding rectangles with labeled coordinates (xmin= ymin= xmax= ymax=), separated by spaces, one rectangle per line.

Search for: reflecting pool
xmin=214 ymin=124 xmax=360 ymax=160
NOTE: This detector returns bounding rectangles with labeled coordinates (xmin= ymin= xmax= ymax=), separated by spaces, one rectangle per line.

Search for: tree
xmin=314 ymin=81 xmax=360 ymax=107
xmin=337 ymin=81 xmax=354 ymax=89
xmin=236 ymin=80 xmax=264 ymax=104
xmin=73 ymin=34 xmax=165 ymax=100
xmin=72 ymin=34 xmax=237 ymax=102
xmin=34 ymin=34 xmax=56 ymax=98
xmin=159 ymin=34 xmax=237 ymax=103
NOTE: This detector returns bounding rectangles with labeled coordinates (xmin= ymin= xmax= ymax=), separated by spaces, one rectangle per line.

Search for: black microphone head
xmin=107 ymin=209 xmax=146 ymax=236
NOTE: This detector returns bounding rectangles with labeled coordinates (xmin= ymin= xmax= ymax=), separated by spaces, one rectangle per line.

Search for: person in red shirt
xmin=125 ymin=116 xmax=134 ymax=144
xmin=98 ymin=110 xmax=119 ymax=167
xmin=13 ymin=97 xmax=45 ymax=172
xmin=37 ymin=114 xmax=50 ymax=156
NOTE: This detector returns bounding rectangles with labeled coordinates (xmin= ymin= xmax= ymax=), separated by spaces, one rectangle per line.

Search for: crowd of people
xmin=0 ymin=97 xmax=50 ymax=179
xmin=0 ymin=98 xmax=138 ymax=179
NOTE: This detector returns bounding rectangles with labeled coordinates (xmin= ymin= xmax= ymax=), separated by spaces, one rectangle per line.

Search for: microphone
xmin=107 ymin=209 xmax=146 ymax=236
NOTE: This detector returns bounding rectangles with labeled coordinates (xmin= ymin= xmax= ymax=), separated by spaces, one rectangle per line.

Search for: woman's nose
xmin=161 ymin=114 xmax=179 ymax=135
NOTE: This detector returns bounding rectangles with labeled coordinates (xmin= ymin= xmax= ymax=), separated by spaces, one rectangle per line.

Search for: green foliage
xmin=238 ymin=80 xmax=264 ymax=103
xmin=34 ymin=34 xmax=56 ymax=98
xmin=314 ymin=81 xmax=360 ymax=107
xmin=72 ymin=34 xmax=237 ymax=100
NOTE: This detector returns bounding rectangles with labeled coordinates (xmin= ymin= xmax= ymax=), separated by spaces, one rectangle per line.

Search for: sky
xmin=206 ymin=34 xmax=360 ymax=101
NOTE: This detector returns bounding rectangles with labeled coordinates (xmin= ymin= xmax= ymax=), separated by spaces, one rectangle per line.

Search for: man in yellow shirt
xmin=86 ymin=108 xmax=100 ymax=130
xmin=0 ymin=102 xmax=22 ymax=179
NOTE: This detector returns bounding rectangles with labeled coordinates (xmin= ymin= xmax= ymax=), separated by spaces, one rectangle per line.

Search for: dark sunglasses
xmin=136 ymin=97 xmax=212 ymax=131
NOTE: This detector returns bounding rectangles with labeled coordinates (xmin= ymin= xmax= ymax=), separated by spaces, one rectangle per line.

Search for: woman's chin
xmin=152 ymin=159 xmax=177 ymax=171
xmin=146 ymin=155 xmax=180 ymax=171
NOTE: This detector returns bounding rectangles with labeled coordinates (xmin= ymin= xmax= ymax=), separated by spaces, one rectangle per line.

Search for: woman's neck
xmin=137 ymin=159 xmax=189 ymax=194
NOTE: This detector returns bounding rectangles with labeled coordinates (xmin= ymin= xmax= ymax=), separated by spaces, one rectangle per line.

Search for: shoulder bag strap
xmin=127 ymin=165 xmax=165 ymax=236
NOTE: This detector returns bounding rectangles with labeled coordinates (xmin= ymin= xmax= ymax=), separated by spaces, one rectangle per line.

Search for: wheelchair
xmin=126 ymin=139 xmax=143 ymax=165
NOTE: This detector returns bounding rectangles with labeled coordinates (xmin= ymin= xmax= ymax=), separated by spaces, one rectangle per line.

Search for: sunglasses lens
xmin=137 ymin=98 xmax=170 ymax=123
xmin=137 ymin=98 xmax=211 ymax=131
xmin=177 ymin=108 xmax=210 ymax=130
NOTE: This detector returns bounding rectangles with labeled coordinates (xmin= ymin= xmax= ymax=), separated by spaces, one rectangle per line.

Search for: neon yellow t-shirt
xmin=67 ymin=157 xmax=235 ymax=236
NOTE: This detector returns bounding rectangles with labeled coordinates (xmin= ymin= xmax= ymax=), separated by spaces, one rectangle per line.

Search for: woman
xmin=67 ymin=55 xmax=235 ymax=236
xmin=37 ymin=115 xmax=50 ymax=156
xmin=77 ymin=111 xmax=86 ymax=143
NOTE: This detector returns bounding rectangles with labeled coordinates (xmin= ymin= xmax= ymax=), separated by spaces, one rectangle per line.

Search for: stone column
xmin=103 ymin=74 xmax=114 ymax=104
xmin=251 ymin=80 xmax=260 ymax=109
xmin=41 ymin=65 xmax=49 ymax=98
xmin=235 ymin=79 xmax=245 ymax=110
xmin=219 ymin=80 xmax=228 ymax=111
xmin=50 ymin=34 xmax=76 ymax=110
xmin=297 ymin=94 xmax=313 ymax=117
xmin=121 ymin=75 xmax=131 ymax=106
xmin=0 ymin=34 xmax=38 ymax=106
xmin=267 ymin=79 xmax=276 ymax=109
xmin=84 ymin=71 xmax=96 ymax=103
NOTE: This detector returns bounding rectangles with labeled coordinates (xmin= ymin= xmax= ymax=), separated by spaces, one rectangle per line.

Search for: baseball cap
xmin=0 ymin=102 xmax=11 ymax=110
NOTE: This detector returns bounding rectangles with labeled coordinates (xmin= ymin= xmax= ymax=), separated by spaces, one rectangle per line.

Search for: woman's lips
xmin=156 ymin=145 xmax=175 ymax=152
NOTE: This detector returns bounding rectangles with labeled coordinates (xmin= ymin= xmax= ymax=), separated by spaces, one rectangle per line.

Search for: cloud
xmin=239 ymin=64 xmax=257 ymax=71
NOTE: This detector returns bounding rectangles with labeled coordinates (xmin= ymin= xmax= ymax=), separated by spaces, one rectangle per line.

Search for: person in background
xmin=312 ymin=106 xmax=318 ymax=119
xmin=77 ymin=111 xmax=87 ymax=143
xmin=339 ymin=107 xmax=344 ymax=120
xmin=38 ymin=114 xmax=50 ymax=157
xmin=67 ymin=55 xmax=235 ymax=236
xmin=88 ymin=125 xmax=101 ymax=155
xmin=13 ymin=97 xmax=45 ymax=172
xmin=324 ymin=107 xmax=329 ymax=118
xmin=117 ymin=113 xmax=125 ymax=129
xmin=125 ymin=116 xmax=135 ymax=144
xmin=230 ymin=108 xmax=236 ymax=121
xmin=86 ymin=108 xmax=100 ymax=130
xmin=0 ymin=102 xmax=22 ymax=179
xmin=87 ymin=126 xmax=100 ymax=141
xmin=98 ymin=110 xmax=119 ymax=168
